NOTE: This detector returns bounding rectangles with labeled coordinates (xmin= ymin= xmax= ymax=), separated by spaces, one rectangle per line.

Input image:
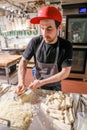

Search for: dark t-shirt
xmin=23 ymin=35 xmax=72 ymax=72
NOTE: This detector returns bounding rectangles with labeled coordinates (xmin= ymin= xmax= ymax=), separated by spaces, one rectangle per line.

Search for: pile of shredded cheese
xmin=0 ymin=99 xmax=33 ymax=130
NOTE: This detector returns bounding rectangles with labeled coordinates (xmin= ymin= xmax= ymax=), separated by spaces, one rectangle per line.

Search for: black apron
xmin=35 ymin=40 xmax=61 ymax=91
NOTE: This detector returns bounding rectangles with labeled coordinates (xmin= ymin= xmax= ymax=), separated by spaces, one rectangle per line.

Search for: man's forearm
xmin=18 ymin=59 xmax=28 ymax=85
xmin=40 ymin=67 xmax=71 ymax=86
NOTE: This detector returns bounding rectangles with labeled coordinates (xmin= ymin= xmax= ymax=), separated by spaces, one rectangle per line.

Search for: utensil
xmin=13 ymin=88 xmax=32 ymax=101
xmin=0 ymin=118 xmax=15 ymax=130
xmin=0 ymin=87 xmax=10 ymax=97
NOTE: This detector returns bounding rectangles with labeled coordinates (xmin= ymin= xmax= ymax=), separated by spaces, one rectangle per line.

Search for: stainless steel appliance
xmin=66 ymin=14 xmax=87 ymax=81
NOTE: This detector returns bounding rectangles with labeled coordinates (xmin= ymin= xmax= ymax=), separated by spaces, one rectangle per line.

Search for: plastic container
xmin=32 ymin=67 xmax=36 ymax=79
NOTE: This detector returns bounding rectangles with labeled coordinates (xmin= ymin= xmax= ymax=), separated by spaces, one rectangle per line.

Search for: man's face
xmin=40 ymin=19 xmax=59 ymax=44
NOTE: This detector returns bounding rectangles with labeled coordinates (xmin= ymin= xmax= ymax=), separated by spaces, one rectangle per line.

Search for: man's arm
xmin=41 ymin=66 xmax=71 ymax=85
xmin=15 ymin=57 xmax=28 ymax=94
xmin=29 ymin=66 xmax=71 ymax=89
xmin=18 ymin=57 xmax=28 ymax=85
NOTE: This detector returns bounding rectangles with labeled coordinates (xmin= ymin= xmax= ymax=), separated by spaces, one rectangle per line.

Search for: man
xmin=15 ymin=6 xmax=72 ymax=94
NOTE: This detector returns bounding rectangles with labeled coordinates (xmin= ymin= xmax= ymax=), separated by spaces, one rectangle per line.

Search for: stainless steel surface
xmin=0 ymin=118 xmax=15 ymax=130
xmin=29 ymin=109 xmax=57 ymax=130
xmin=0 ymin=88 xmax=81 ymax=130
xmin=28 ymin=89 xmax=79 ymax=130
xmin=0 ymin=126 xmax=15 ymax=130
xmin=28 ymin=89 xmax=58 ymax=130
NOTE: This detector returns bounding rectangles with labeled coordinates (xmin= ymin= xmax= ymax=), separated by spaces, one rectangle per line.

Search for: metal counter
xmin=28 ymin=90 xmax=58 ymax=130
xmin=0 ymin=87 xmax=85 ymax=130
xmin=27 ymin=89 xmax=80 ymax=130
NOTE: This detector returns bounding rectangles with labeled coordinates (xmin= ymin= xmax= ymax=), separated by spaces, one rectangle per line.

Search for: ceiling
xmin=0 ymin=0 xmax=45 ymax=11
xmin=0 ymin=0 xmax=87 ymax=14
xmin=0 ymin=0 xmax=63 ymax=16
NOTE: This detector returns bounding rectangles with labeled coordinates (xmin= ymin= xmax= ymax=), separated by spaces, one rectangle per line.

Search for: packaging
xmin=76 ymin=112 xmax=87 ymax=130
xmin=74 ymin=94 xmax=87 ymax=130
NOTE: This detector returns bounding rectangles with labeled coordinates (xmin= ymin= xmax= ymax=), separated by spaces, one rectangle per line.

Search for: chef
xmin=15 ymin=6 xmax=72 ymax=94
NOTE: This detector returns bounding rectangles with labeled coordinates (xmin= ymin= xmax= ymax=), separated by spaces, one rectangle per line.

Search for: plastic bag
xmin=76 ymin=112 xmax=87 ymax=130
xmin=77 ymin=94 xmax=87 ymax=114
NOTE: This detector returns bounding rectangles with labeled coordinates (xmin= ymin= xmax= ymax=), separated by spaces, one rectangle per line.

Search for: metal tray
xmin=0 ymin=88 xmax=80 ymax=130
xmin=28 ymin=89 xmax=80 ymax=130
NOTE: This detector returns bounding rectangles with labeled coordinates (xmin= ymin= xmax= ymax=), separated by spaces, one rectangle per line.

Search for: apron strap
xmin=36 ymin=39 xmax=44 ymax=60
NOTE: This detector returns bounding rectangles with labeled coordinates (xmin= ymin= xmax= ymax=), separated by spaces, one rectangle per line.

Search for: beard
xmin=44 ymin=35 xmax=57 ymax=43
xmin=44 ymin=36 xmax=54 ymax=43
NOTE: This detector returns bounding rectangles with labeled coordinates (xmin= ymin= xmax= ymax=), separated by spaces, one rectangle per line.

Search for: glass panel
xmin=66 ymin=14 xmax=87 ymax=45
xmin=68 ymin=18 xmax=87 ymax=43
xmin=71 ymin=50 xmax=86 ymax=73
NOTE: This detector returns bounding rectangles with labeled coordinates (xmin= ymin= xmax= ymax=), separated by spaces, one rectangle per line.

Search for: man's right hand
xmin=14 ymin=84 xmax=25 ymax=95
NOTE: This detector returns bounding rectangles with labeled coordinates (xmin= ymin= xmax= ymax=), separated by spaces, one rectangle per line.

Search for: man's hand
xmin=28 ymin=80 xmax=41 ymax=89
xmin=14 ymin=84 xmax=25 ymax=95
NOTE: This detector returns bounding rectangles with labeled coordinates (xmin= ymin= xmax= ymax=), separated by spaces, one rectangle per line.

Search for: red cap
xmin=30 ymin=6 xmax=62 ymax=24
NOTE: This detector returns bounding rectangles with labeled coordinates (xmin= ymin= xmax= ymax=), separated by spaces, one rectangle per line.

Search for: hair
xmin=55 ymin=20 xmax=61 ymax=28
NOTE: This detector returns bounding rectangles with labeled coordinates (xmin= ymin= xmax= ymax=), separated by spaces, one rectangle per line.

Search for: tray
xmin=0 ymin=87 xmax=80 ymax=130
xmin=28 ymin=89 xmax=80 ymax=130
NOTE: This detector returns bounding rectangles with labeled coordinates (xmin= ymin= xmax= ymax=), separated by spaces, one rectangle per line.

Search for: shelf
xmin=2 ymin=48 xmax=25 ymax=51
xmin=73 ymin=45 xmax=87 ymax=49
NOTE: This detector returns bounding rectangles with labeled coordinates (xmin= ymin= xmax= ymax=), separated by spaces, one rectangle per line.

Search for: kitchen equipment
xmin=13 ymin=88 xmax=32 ymax=101
xmin=0 ymin=88 xmax=81 ymax=130
xmin=0 ymin=86 xmax=10 ymax=97
xmin=0 ymin=118 xmax=15 ymax=130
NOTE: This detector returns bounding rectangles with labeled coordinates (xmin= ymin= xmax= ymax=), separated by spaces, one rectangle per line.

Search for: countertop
xmin=0 ymin=87 xmax=86 ymax=130
xmin=0 ymin=54 xmax=21 ymax=67
xmin=28 ymin=89 xmax=81 ymax=130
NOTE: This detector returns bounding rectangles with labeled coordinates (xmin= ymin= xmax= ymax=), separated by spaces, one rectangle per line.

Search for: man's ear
xmin=58 ymin=23 xmax=62 ymax=31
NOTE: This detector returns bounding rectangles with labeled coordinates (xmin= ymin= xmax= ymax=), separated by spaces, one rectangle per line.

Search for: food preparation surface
xmin=0 ymin=87 xmax=85 ymax=130
xmin=28 ymin=89 xmax=79 ymax=130
xmin=29 ymin=107 xmax=56 ymax=130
